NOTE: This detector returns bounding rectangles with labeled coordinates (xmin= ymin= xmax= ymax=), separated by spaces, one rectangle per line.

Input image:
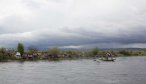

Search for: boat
xmin=94 ymin=52 xmax=116 ymax=62
xmin=100 ymin=59 xmax=116 ymax=61
xmin=99 ymin=58 xmax=116 ymax=61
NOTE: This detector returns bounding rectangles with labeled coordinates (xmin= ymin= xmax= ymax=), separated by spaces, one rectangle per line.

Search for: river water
xmin=0 ymin=56 xmax=146 ymax=84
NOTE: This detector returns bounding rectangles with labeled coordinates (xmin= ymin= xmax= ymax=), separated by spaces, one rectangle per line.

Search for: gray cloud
xmin=0 ymin=0 xmax=146 ymax=49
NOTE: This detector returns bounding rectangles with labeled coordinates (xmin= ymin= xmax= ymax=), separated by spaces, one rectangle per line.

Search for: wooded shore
xmin=0 ymin=46 xmax=146 ymax=62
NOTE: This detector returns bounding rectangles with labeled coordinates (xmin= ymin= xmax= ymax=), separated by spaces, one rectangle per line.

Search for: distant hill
xmin=59 ymin=48 xmax=146 ymax=51
xmin=99 ymin=48 xmax=146 ymax=51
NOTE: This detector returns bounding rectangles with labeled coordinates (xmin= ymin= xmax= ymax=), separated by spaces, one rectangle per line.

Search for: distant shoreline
xmin=0 ymin=55 xmax=145 ymax=62
xmin=1 ymin=46 xmax=146 ymax=62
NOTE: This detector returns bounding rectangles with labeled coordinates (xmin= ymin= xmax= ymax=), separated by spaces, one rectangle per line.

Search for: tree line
xmin=0 ymin=43 xmax=146 ymax=61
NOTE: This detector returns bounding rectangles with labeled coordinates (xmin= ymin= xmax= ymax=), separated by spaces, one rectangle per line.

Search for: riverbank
xmin=0 ymin=55 xmax=146 ymax=62
xmin=1 ymin=47 xmax=146 ymax=62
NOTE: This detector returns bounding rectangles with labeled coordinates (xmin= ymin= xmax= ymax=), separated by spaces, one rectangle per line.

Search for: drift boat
xmin=95 ymin=58 xmax=116 ymax=62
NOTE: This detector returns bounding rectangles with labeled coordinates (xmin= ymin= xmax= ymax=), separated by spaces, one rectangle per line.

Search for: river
xmin=0 ymin=56 xmax=146 ymax=84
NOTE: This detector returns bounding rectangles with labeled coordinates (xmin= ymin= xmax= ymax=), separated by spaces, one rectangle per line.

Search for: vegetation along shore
xmin=0 ymin=43 xmax=146 ymax=62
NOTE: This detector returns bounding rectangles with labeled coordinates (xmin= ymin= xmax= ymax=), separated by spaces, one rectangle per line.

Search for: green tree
xmin=17 ymin=43 xmax=24 ymax=56
xmin=92 ymin=47 xmax=99 ymax=55
xmin=49 ymin=48 xmax=60 ymax=58
xmin=0 ymin=48 xmax=9 ymax=61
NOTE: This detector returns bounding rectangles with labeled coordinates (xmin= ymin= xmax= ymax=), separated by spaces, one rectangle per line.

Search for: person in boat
xmin=105 ymin=52 xmax=113 ymax=60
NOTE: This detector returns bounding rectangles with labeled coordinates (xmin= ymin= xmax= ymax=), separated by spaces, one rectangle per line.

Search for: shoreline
xmin=0 ymin=55 xmax=145 ymax=62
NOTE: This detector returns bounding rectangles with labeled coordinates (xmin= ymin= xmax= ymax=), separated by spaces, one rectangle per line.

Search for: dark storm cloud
xmin=0 ymin=0 xmax=146 ymax=48
xmin=18 ymin=27 xmax=146 ymax=49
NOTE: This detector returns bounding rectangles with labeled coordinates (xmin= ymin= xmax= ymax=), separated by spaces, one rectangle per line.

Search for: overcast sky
xmin=0 ymin=0 xmax=146 ymax=49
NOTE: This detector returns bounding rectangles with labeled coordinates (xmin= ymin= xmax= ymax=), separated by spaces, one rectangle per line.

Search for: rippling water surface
xmin=0 ymin=56 xmax=146 ymax=84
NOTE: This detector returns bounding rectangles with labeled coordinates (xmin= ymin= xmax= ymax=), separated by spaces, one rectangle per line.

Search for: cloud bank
xmin=0 ymin=0 xmax=146 ymax=49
